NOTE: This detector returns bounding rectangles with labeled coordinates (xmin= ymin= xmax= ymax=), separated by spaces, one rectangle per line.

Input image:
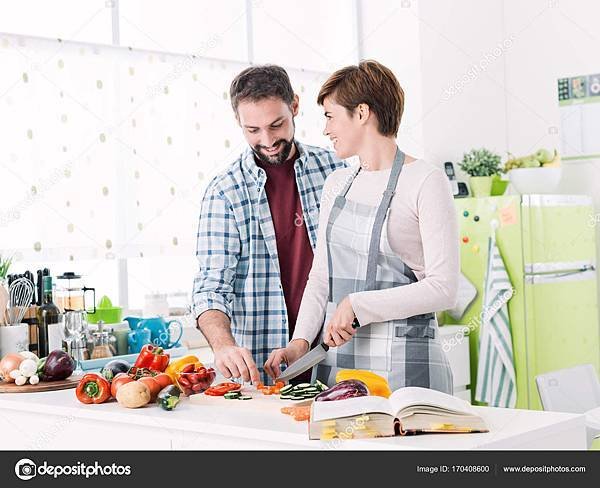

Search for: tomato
xmin=181 ymin=363 xmax=195 ymax=374
xmin=204 ymin=382 xmax=242 ymax=396
xmin=110 ymin=373 xmax=134 ymax=398
xmin=139 ymin=377 xmax=162 ymax=401
xmin=153 ymin=373 xmax=173 ymax=389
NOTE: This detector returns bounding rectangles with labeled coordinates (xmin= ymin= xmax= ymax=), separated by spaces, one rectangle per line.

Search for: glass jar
xmin=105 ymin=326 xmax=118 ymax=356
xmin=90 ymin=321 xmax=113 ymax=359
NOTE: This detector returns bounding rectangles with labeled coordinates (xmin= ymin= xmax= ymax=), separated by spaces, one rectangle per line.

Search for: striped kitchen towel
xmin=475 ymin=236 xmax=517 ymax=408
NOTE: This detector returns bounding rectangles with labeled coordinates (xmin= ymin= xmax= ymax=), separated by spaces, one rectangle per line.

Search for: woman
xmin=264 ymin=60 xmax=459 ymax=393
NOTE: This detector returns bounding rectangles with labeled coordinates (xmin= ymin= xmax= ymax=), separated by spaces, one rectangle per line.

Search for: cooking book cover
xmin=309 ymin=387 xmax=488 ymax=440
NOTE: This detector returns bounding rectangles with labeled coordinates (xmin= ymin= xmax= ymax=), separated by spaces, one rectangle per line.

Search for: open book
xmin=309 ymin=387 xmax=488 ymax=440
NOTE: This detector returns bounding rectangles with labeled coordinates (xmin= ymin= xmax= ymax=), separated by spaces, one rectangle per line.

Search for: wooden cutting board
xmin=0 ymin=375 xmax=82 ymax=393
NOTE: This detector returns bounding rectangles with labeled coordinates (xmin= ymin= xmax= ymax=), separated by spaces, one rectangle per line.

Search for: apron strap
xmin=364 ymin=148 xmax=405 ymax=291
xmin=339 ymin=165 xmax=361 ymax=198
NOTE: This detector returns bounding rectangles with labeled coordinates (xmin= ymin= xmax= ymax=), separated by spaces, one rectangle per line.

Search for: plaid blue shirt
xmin=193 ymin=140 xmax=346 ymax=381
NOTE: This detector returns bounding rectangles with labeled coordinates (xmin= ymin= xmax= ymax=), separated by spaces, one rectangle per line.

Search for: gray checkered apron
xmin=312 ymin=148 xmax=453 ymax=394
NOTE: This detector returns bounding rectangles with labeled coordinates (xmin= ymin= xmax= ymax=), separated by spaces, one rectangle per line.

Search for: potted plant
xmin=458 ymin=148 xmax=502 ymax=197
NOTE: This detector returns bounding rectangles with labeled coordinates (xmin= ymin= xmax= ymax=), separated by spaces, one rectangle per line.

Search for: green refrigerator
xmin=444 ymin=194 xmax=600 ymax=410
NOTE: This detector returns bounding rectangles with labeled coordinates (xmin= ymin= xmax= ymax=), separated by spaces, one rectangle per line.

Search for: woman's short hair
xmin=317 ymin=60 xmax=405 ymax=137
xmin=229 ymin=65 xmax=294 ymax=114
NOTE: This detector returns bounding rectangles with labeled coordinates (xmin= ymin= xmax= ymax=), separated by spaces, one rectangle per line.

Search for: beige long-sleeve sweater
xmin=291 ymin=158 xmax=459 ymax=343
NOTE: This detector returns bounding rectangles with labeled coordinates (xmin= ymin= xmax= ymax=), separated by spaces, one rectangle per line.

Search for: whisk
xmin=5 ymin=277 xmax=35 ymax=326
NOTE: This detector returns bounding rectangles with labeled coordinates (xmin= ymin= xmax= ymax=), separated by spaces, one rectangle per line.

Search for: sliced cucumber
xmin=238 ymin=395 xmax=252 ymax=400
xmin=279 ymin=384 xmax=294 ymax=394
xmin=296 ymin=383 xmax=311 ymax=388
xmin=291 ymin=396 xmax=306 ymax=401
xmin=224 ymin=392 xmax=241 ymax=399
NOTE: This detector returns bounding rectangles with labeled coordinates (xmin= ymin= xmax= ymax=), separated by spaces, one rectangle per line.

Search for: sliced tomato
xmin=204 ymin=382 xmax=242 ymax=396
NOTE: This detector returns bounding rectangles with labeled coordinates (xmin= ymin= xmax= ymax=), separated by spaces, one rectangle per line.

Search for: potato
xmin=116 ymin=380 xmax=151 ymax=408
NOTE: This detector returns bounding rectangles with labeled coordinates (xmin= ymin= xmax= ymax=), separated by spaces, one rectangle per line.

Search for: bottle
xmin=36 ymin=275 xmax=61 ymax=357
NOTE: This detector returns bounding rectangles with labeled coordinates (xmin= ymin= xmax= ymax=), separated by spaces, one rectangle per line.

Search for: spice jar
xmin=105 ymin=325 xmax=118 ymax=356
xmin=90 ymin=321 xmax=113 ymax=359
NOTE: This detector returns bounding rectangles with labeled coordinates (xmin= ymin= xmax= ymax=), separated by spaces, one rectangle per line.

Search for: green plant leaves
xmin=458 ymin=148 xmax=501 ymax=177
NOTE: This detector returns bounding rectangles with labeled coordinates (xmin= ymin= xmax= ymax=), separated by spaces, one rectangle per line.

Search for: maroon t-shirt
xmin=257 ymin=154 xmax=315 ymax=383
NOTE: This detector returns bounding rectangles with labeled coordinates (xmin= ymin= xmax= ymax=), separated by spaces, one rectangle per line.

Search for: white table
xmin=0 ymin=387 xmax=586 ymax=450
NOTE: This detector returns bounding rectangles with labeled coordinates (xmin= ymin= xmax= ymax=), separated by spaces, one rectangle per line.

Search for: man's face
xmin=236 ymin=96 xmax=299 ymax=165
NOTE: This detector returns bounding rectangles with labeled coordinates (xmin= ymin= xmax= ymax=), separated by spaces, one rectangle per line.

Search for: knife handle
xmin=321 ymin=319 xmax=360 ymax=352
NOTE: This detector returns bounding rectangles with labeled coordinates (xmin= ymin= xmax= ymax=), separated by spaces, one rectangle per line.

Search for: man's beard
xmin=252 ymin=137 xmax=295 ymax=165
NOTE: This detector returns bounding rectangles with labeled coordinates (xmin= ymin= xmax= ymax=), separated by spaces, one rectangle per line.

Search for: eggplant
xmin=314 ymin=379 xmax=369 ymax=402
xmin=157 ymin=385 xmax=182 ymax=411
xmin=100 ymin=359 xmax=131 ymax=382
xmin=38 ymin=350 xmax=75 ymax=381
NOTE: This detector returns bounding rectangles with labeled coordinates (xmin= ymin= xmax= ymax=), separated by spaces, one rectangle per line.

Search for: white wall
xmin=503 ymin=0 xmax=600 ymax=202
xmin=406 ymin=0 xmax=600 ymax=206
xmin=359 ymin=0 xmax=426 ymax=159
xmin=417 ymin=0 xmax=508 ymax=167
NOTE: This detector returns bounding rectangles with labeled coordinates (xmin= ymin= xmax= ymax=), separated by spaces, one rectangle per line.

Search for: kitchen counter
xmin=0 ymin=386 xmax=586 ymax=450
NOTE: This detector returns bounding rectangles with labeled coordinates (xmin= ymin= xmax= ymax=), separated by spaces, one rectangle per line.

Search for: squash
xmin=164 ymin=355 xmax=201 ymax=382
xmin=335 ymin=370 xmax=392 ymax=398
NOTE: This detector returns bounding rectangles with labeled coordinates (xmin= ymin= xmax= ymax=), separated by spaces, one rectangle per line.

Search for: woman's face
xmin=322 ymin=97 xmax=362 ymax=159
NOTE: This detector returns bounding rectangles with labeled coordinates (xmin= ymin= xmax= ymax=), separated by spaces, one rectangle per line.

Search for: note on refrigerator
xmin=499 ymin=201 xmax=518 ymax=227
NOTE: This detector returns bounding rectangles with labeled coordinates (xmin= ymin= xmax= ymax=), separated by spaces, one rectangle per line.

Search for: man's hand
xmin=196 ymin=310 xmax=260 ymax=384
xmin=324 ymin=296 xmax=357 ymax=347
xmin=263 ymin=339 xmax=309 ymax=380
xmin=214 ymin=345 xmax=261 ymax=384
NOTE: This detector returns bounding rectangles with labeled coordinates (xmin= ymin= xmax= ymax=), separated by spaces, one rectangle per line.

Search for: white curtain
xmin=0 ymin=32 xmax=331 ymax=307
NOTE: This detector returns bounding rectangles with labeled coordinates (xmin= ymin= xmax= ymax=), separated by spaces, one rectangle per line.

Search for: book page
xmin=389 ymin=387 xmax=474 ymax=417
xmin=311 ymin=396 xmax=394 ymax=422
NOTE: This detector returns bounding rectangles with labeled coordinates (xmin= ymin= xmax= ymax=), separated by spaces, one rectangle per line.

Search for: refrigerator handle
xmin=525 ymin=266 xmax=596 ymax=285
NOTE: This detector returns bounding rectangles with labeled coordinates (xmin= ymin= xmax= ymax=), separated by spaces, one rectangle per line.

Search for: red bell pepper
xmin=133 ymin=344 xmax=170 ymax=372
xmin=76 ymin=373 xmax=111 ymax=404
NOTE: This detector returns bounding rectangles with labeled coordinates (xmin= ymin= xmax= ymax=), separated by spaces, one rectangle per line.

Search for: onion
xmin=0 ymin=353 xmax=24 ymax=383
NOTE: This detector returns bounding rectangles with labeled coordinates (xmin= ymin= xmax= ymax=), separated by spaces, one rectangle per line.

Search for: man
xmin=193 ymin=65 xmax=346 ymax=384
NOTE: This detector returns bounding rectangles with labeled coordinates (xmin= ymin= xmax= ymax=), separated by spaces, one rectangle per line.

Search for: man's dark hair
xmin=229 ymin=65 xmax=295 ymax=114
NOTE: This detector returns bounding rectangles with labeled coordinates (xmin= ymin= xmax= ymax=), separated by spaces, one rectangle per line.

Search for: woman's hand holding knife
xmin=324 ymin=296 xmax=358 ymax=347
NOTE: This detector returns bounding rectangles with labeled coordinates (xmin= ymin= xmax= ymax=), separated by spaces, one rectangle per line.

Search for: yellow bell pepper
xmin=165 ymin=355 xmax=202 ymax=381
xmin=335 ymin=369 xmax=392 ymax=398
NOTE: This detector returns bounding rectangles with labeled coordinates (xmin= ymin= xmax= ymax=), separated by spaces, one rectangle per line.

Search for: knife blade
xmin=276 ymin=343 xmax=329 ymax=383
xmin=276 ymin=319 xmax=361 ymax=383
